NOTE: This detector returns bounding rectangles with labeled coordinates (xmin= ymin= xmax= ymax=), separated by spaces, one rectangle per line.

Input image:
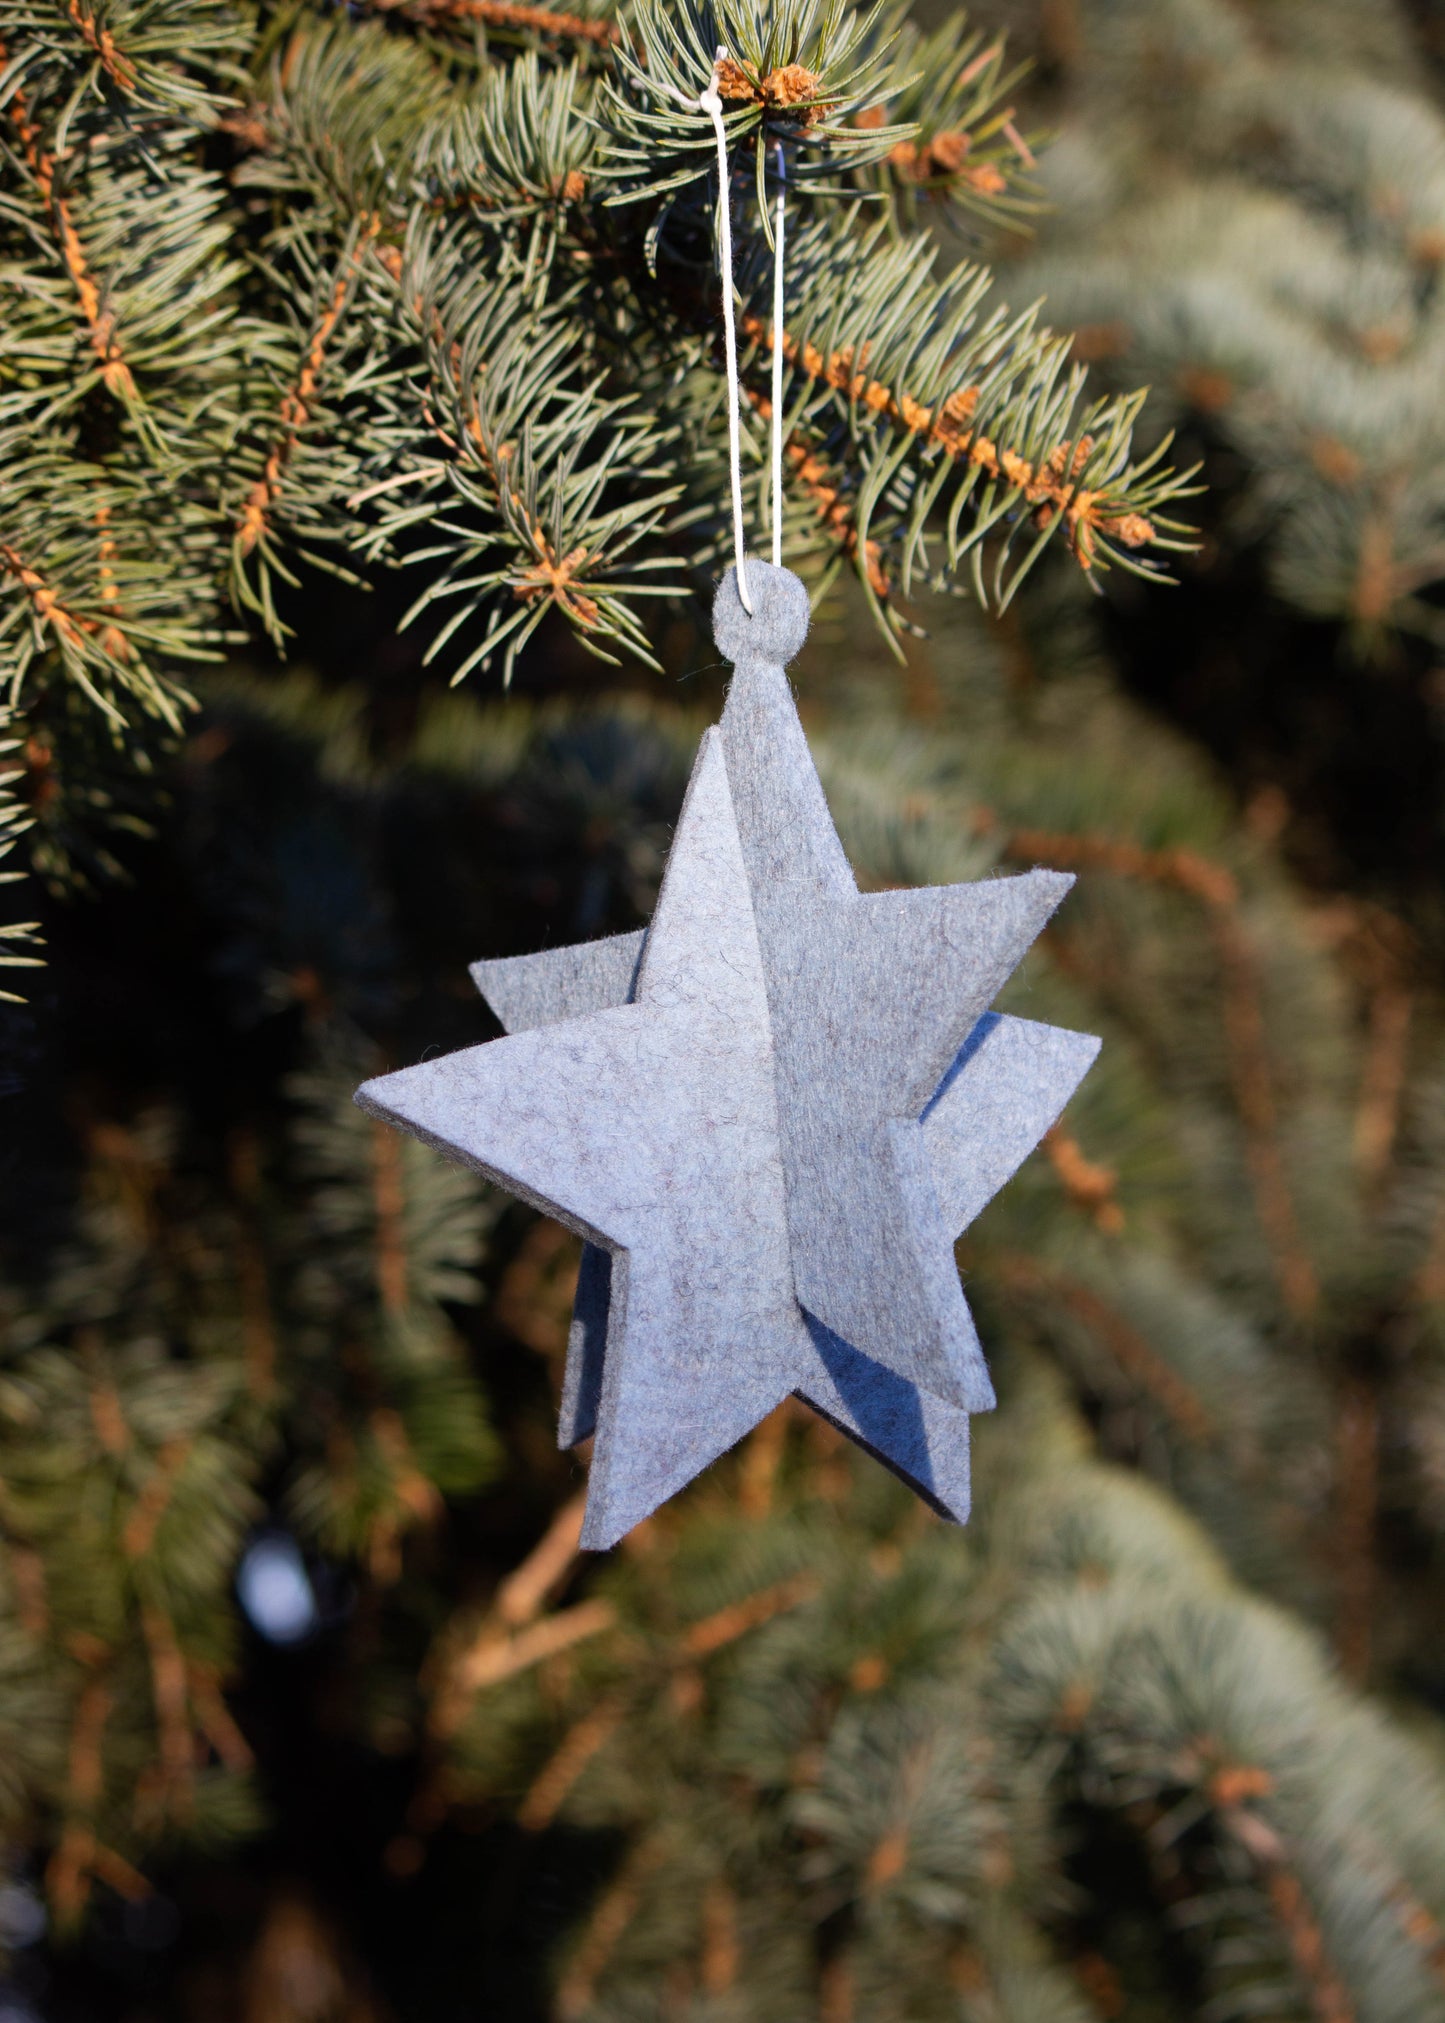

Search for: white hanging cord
xmin=771 ymin=140 xmax=786 ymax=569
xmin=699 ymin=52 xmax=753 ymax=613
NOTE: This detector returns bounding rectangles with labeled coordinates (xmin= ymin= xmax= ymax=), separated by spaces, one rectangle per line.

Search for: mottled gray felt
xmin=925 ymin=1012 xmax=1101 ymax=1233
xmin=485 ymin=950 xmax=1090 ymax=1518
xmin=472 ymin=933 xmax=644 ymax=1036
xmin=477 ymin=937 xmax=977 ymax=1520
xmin=485 ymin=945 xmax=1100 ymax=1259
xmin=714 ymin=562 xmax=1072 ymax=1410
xmin=361 ymin=561 xmax=1098 ymax=1545
xmin=549 ymin=1218 xmax=973 ymax=1521
xmin=469 ymin=943 xmax=643 ymax=1450
xmin=799 ymin=1317 xmax=971 ymax=1522
xmin=360 ymin=731 xmax=807 ymax=1551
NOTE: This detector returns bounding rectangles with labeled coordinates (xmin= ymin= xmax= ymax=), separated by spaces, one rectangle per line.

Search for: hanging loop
xmin=699 ymin=51 xmax=753 ymax=613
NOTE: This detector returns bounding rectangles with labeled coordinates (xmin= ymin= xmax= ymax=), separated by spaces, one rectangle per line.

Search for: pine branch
xmin=370 ymin=0 xmax=617 ymax=46
xmin=0 ymin=0 xmax=243 ymax=117
xmin=988 ymin=814 xmax=1319 ymax=1321
xmin=596 ymin=0 xmax=914 ymax=204
xmin=733 ymin=213 xmax=1195 ymax=621
xmin=0 ymin=703 xmax=43 ymax=997
xmin=850 ymin=10 xmax=1046 ymax=231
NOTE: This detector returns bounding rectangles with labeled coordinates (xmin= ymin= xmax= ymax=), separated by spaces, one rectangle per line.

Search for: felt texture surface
xmin=482 ymin=949 xmax=1094 ymax=1523
xmin=713 ymin=563 xmax=1072 ymax=1409
xmin=479 ymin=945 xmax=978 ymax=1521
xmin=361 ymin=733 xmax=806 ymax=1549
xmin=925 ymin=1012 xmax=1101 ymax=1234
xmin=359 ymin=561 xmax=1098 ymax=1546
xmin=473 ymin=933 xmax=644 ymax=1035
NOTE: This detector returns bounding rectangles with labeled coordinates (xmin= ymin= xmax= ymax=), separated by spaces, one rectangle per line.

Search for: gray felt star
xmin=360 ymin=729 xmax=813 ymax=1548
xmin=357 ymin=563 xmax=1099 ymax=1548
xmin=474 ymin=926 xmax=981 ymax=1531
xmin=476 ymin=946 xmax=1096 ymax=1524
xmin=712 ymin=564 xmax=1075 ymax=1411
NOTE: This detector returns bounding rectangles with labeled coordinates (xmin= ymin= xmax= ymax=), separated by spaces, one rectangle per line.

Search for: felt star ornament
xmin=357 ymin=563 xmax=1099 ymax=1549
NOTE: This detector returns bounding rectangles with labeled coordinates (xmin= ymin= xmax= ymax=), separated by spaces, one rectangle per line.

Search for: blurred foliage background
xmin=5 ymin=0 xmax=1445 ymax=2019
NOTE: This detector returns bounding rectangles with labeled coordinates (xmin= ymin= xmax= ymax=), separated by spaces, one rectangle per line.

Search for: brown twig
xmin=1040 ymin=0 xmax=1083 ymax=66
xmin=737 ymin=1401 xmax=793 ymax=1518
xmin=699 ymin=1877 xmax=740 ymax=1994
xmin=1044 ymin=1126 xmax=1124 ymax=1233
xmin=496 ymin=1493 xmax=587 ymax=1626
xmin=819 ymin=1953 xmax=856 ymax=2023
xmin=7 ymin=1543 xmax=49 ymax=1639
xmin=514 ymin=532 xmax=600 ymax=626
xmin=141 ymin=1604 xmax=196 ymax=1818
xmin=366 ymin=1408 xmax=443 ymax=1582
xmin=517 ymin=1693 xmax=625 ymax=1832
xmin=187 ymin=1663 xmax=255 ymax=1773
xmin=122 ymin=1439 xmax=193 ymax=1560
xmin=47 ymin=1676 xmax=114 ymax=1921
xmin=371 ymin=0 xmax=617 ymax=42
xmin=428 ymin=1492 xmax=587 ymax=1740
xmin=1334 ymin=1375 xmax=1378 ymax=1684
xmin=0 ymin=54 xmax=135 ymax=400
xmin=1212 ymin=913 xmax=1319 ymax=1320
xmin=990 ymin=820 xmax=1319 ymax=1320
xmin=92 ymin=503 xmax=129 ymax=659
xmin=438 ymin=1566 xmax=813 ymax=1843
xmin=988 ymin=820 xmax=1239 ymax=910
xmin=743 ymin=384 xmax=891 ymax=593
xmin=370 ymin=1117 xmax=408 ymax=1315
xmin=992 ymin=1253 xmax=1215 ymax=1441
xmin=738 ymin=316 xmax=1158 ymax=566
xmin=66 ymin=0 xmax=138 ymax=89
xmin=679 ymin=1574 xmax=817 ymax=1658
xmin=1221 ymin=1804 xmax=1355 ymax=2023
xmin=1383 ymin=1873 xmax=1445 ymax=1990
xmin=83 ymin=1342 xmax=130 ymax=1458
xmin=0 ymin=542 xmax=125 ymax=663
xmin=235 ymin=219 xmax=382 ymax=559
xmin=372 ymin=240 xmax=605 ymax=629
xmin=1417 ymin=1195 xmax=1445 ymax=1307
xmin=554 ymin=1835 xmax=665 ymax=2021
xmin=493 ymin=1218 xmax=581 ymax=1360
xmin=438 ymin=1598 xmax=617 ymax=1721
xmin=1353 ymin=982 xmax=1412 ymax=1189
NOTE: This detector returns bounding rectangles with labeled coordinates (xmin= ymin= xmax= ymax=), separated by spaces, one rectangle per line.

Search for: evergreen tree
xmin=2 ymin=0 xmax=1445 ymax=2019
xmin=989 ymin=0 xmax=1445 ymax=917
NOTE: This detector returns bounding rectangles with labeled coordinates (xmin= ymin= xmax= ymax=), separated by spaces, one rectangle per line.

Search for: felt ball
xmin=713 ymin=560 xmax=811 ymax=666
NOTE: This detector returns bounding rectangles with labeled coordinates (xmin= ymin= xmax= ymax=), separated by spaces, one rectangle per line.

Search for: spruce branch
xmin=229 ymin=212 xmax=389 ymax=643
xmin=0 ymin=0 xmax=1195 ymax=874
xmin=0 ymin=462 xmax=224 ymax=721
xmin=850 ymin=10 xmax=1046 ymax=231
xmin=596 ymin=0 xmax=915 ymax=204
xmin=410 ymin=50 xmax=597 ymax=217
xmin=989 ymin=814 xmax=1319 ymax=1320
xmin=731 ymin=212 xmax=1194 ymax=626
xmin=360 ymin=224 xmax=688 ymax=679
xmin=0 ymin=45 xmax=137 ymax=400
xmin=369 ymin=0 xmax=618 ymax=48
xmin=0 ymin=702 xmax=42 ymax=999
xmin=0 ymin=0 xmax=241 ymax=122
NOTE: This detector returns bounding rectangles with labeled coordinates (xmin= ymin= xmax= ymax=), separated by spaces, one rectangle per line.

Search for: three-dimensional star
xmin=476 ymin=946 xmax=1096 ymax=1528
xmin=361 ymin=731 xmax=812 ymax=1547
xmin=357 ymin=562 xmax=1099 ymax=1548
xmin=713 ymin=564 xmax=1073 ymax=1410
